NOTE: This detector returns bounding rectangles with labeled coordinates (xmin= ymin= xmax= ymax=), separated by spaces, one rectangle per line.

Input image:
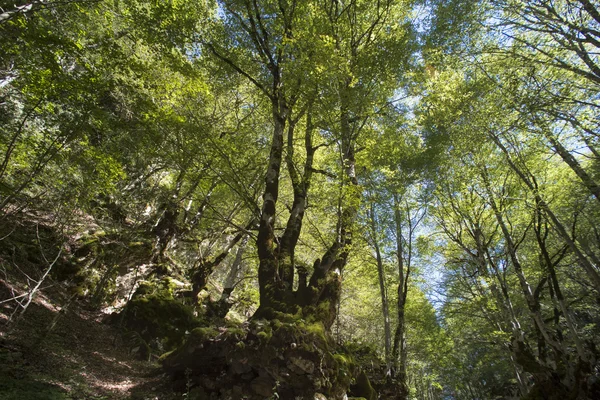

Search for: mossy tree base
xmin=162 ymin=319 xmax=359 ymax=399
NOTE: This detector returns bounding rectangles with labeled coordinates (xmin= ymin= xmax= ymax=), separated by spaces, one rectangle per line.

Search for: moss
xmin=343 ymin=342 xmax=380 ymax=368
xmin=73 ymin=235 xmax=99 ymax=257
xmin=310 ymin=301 xmax=333 ymax=323
xmin=227 ymin=327 xmax=245 ymax=338
xmin=271 ymin=309 xmax=303 ymax=323
xmin=271 ymin=319 xmax=283 ymax=330
xmin=257 ymin=331 xmax=271 ymax=342
xmin=191 ymin=327 xmax=219 ymax=341
xmin=157 ymin=349 xmax=176 ymax=362
xmin=160 ymin=277 xmax=178 ymax=295
xmin=134 ymin=281 xmax=154 ymax=296
xmin=300 ymin=321 xmax=328 ymax=346
xmin=332 ymin=352 xmax=355 ymax=388
xmin=333 ymin=353 xmax=350 ymax=366
xmin=118 ymin=287 xmax=200 ymax=356
xmin=305 ymin=321 xmax=325 ymax=336
xmin=350 ymin=371 xmax=377 ymax=400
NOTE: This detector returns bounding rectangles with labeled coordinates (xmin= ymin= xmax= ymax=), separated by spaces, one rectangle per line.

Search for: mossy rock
xmin=349 ymin=371 xmax=377 ymax=400
xmin=190 ymin=327 xmax=219 ymax=341
xmin=116 ymin=284 xmax=201 ymax=356
xmin=163 ymin=319 xmax=357 ymax=399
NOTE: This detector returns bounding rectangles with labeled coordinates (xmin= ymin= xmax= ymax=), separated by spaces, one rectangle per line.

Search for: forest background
xmin=1 ymin=0 xmax=600 ymax=399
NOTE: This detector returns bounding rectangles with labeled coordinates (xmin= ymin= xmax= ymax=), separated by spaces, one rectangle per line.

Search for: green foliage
xmin=2 ymin=0 xmax=600 ymax=398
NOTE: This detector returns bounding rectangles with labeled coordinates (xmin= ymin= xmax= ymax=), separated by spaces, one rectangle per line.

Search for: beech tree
xmin=199 ymin=0 xmax=417 ymax=328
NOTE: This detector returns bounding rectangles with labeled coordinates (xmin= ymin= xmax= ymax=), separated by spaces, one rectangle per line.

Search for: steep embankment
xmin=0 ymin=210 xmax=387 ymax=400
xmin=0 ymin=290 xmax=176 ymax=400
xmin=0 ymin=211 xmax=177 ymax=400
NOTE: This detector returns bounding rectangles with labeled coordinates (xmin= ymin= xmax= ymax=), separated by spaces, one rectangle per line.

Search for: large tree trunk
xmin=302 ymin=81 xmax=360 ymax=329
xmin=254 ymin=79 xmax=361 ymax=330
xmin=256 ymin=95 xmax=289 ymax=313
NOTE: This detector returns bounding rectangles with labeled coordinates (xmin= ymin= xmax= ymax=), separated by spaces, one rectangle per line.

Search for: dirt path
xmin=0 ymin=279 xmax=178 ymax=400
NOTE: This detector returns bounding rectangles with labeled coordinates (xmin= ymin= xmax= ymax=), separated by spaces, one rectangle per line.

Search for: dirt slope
xmin=0 ymin=277 xmax=177 ymax=400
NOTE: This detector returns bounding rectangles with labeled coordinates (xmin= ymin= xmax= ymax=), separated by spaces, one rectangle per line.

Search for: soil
xmin=0 ymin=276 xmax=178 ymax=400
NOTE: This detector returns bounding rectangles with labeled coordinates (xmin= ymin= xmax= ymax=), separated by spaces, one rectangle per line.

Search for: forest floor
xmin=0 ymin=275 xmax=179 ymax=400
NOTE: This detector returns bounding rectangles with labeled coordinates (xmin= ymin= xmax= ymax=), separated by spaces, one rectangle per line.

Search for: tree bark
xmin=490 ymin=133 xmax=600 ymax=294
xmin=192 ymin=219 xmax=255 ymax=299
xmin=301 ymin=80 xmax=360 ymax=329
xmin=544 ymin=131 xmax=600 ymax=205
xmin=368 ymin=201 xmax=392 ymax=376
xmin=256 ymin=95 xmax=288 ymax=311
xmin=392 ymin=193 xmax=408 ymax=391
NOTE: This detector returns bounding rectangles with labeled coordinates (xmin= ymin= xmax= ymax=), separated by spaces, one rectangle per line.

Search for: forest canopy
xmin=1 ymin=0 xmax=600 ymax=399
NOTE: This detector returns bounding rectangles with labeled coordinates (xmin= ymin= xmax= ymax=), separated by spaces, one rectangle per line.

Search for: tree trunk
xmin=206 ymin=235 xmax=249 ymax=319
xmin=490 ymin=133 xmax=600 ymax=294
xmin=392 ymin=193 xmax=409 ymax=392
xmin=256 ymin=95 xmax=288 ymax=312
xmin=192 ymin=220 xmax=255 ymax=299
xmin=368 ymin=202 xmax=392 ymax=376
xmin=544 ymin=131 xmax=600 ymax=205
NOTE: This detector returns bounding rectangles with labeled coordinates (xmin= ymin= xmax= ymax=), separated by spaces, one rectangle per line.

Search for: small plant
xmin=183 ymin=367 xmax=193 ymax=399
xmin=269 ymin=380 xmax=280 ymax=399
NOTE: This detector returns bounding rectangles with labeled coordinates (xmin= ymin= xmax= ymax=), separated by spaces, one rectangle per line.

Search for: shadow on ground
xmin=0 ymin=278 xmax=178 ymax=400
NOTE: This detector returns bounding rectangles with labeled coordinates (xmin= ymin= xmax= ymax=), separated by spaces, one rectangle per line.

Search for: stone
xmin=230 ymin=358 xmax=252 ymax=374
xmin=251 ymin=376 xmax=274 ymax=397
xmin=232 ymin=386 xmax=244 ymax=397
xmin=188 ymin=387 xmax=208 ymax=400
xmin=288 ymin=357 xmax=315 ymax=374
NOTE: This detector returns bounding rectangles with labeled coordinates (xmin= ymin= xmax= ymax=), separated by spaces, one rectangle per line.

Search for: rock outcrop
xmin=162 ymin=319 xmax=357 ymax=399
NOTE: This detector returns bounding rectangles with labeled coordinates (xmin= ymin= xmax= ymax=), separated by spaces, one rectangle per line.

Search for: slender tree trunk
xmin=509 ymin=353 xmax=530 ymax=397
xmin=192 ymin=220 xmax=255 ymax=299
xmin=279 ymin=111 xmax=314 ymax=289
xmin=534 ymin=203 xmax=587 ymax=362
xmin=368 ymin=202 xmax=392 ymax=376
xmin=481 ymin=168 xmax=560 ymax=359
xmin=205 ymin=235 xmax=249 ymax=319
xmin=544 ymin=131 xmax=600 ymax=205
xmin=490 ymin=133 xmax=600 ymax=293
xmin=391 ymin=193 xmax=408 ymax=392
